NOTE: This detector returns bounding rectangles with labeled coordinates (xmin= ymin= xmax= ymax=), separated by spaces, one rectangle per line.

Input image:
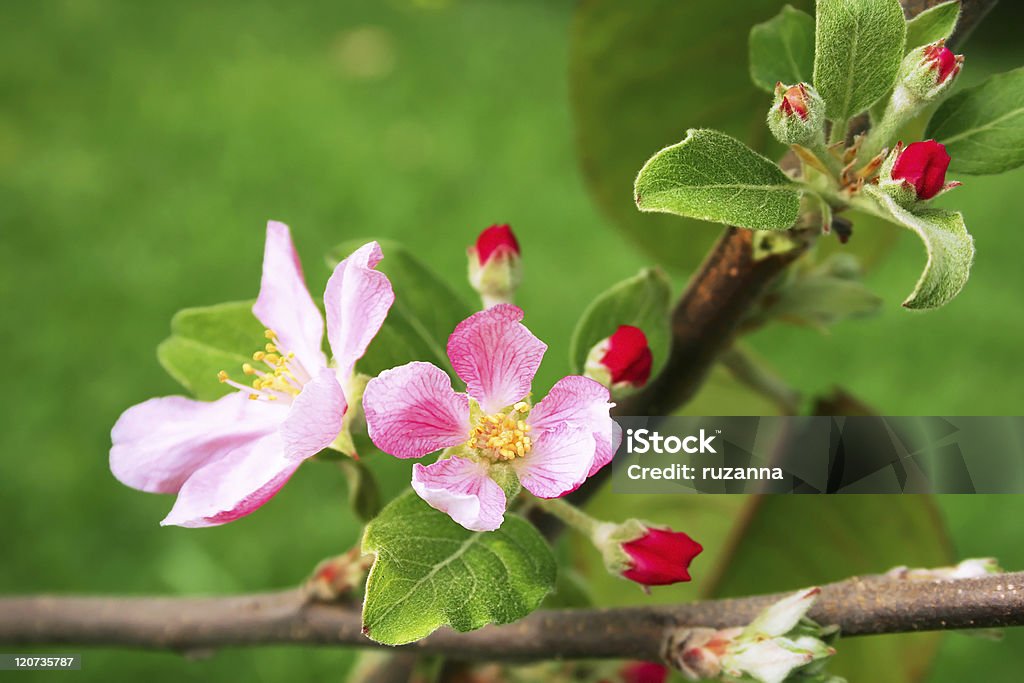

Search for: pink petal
xmin=161 ymin=432 xmax=299 ymax=528
xmin=411 ymin=457 xmax=506 ymax=532
xmin=363 ymin=362 xmax=471 ymax=459
xmin=279 ymin=368 xmax=347 ymax=461
xmin=514 ymin=424 xmax=596 ymax=499
xmin=252 ymin=221 xmax=327 ymax=376
xmin=110 ymin=392 xmax=281 ymax=494
xmin=529 ymin=375 xmax=619 ymax=477
xmin=447 ymin=304 xmax=546 ymax=413
xmin=324 ymin=241 xmax=395 ymax=380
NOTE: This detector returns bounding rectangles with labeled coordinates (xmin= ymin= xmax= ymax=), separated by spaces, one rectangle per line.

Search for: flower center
xmin=469 ymin=402 xmax=533 ymax=462
xmin=217 ymin=329 xmax=309 ymax=402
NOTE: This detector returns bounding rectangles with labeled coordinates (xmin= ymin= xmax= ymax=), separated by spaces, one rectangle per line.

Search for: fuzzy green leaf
xmin=758 ymin=254 xmax=882 ymax=329
xmin=569 ymin=268 xmax=671 ymax=378
xmin=905 ymin=0 xmax=960 ymax=51
xmin=749 ymin=5 xmax=816 ymax=92
xmin=813 ymin=0 xmax=906 ymax=120
xmin=863 ymin=185 xmax=974 ymax=309
xmin=634 ymin=129 xmax=801 ymax=230
xmin=327 ymin=240 xmax=471 ymax=378
xmin=361 ymin=491 xmax=556 ymax=645
xmin=157 ymin=300 xmax=266 ymax=400
xmin=926 ymin=67 xmax=1024 ymax=175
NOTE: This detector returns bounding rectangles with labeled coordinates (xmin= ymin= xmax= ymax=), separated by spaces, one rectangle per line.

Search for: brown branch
xmin=2 ymin=572 xmax=1023 ymax=660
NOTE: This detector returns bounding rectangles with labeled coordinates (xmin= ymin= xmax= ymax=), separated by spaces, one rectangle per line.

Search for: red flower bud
xmin=600 ymin=325 xmax=653 ymax=388
xmin=890 ymin=140 xmax=951 ymax=200
xmin=473 ymin=224 xmax=520 ymax=266
xmin=778 ymin=83 xmax=810 ymax=120
xmin=923 ymin=42 xmax=960 ymax=84
xmin=621 ymin=527 xmax=703 ymax=586
xmin=620 ymin=661 xmax=668 ymax=683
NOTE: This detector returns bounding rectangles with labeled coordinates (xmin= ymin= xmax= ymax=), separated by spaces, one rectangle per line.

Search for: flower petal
xmin=324 ymin=241 xmax=395 ymax=380
xmin=447 ymin=304 xmax=546 ymax=413
xmin=363 ymin=362 xmax=470 ymax=459
xmin=110 ymin=392 xmax=280 ymax=494
xmin=411 ymin=457 xmax=506 ymax=532
xmin=280 ymin=368 xmax=347 ymax=461
xmin=160 ymin=432 xmax=299 ymax=528
xmin=514 ymin=424 xmax=596 ymax=499
xmin=529 ymin=375 xmax=619 ymax=477
xmin=252 ymin=221 xmax=326 ymax=375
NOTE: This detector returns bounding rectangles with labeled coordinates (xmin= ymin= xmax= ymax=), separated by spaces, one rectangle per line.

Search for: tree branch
xmin=3 ymin=572 xmax=1023 ymax=660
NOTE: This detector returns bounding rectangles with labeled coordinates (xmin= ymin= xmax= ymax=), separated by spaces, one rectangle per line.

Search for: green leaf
xmin=327 ymin=240 xmax=471 ymax=377
xmin=813 ymin=0 xmax=906 ymax=120
xmin=758 ymin=253 xmax=883 ymax=330
xmin=749 ymin=5 xmax=816 ymax=93
xmin=361 ymin=491 xmax=556 ymax=645
xmin=568 ymin=268 xmax=671 ymax=377
xmin=926 ymin=67 xmax=1024 ymax=175
xmin=570 ymin=0 xmax=813 ymax=271
xmin=905 ymin=0 xmax=960 ymax=51
xmin=635 ymin=129 xmax=801 ymax=231
xmin=863 ymin=185 xmax=974 ymax=309
xmin=156 ymin=300 xmax=266 ymax=400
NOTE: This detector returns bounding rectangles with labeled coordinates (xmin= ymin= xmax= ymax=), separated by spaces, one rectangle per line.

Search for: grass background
xmin=1 ymin=0 xmax=1022 ymax=680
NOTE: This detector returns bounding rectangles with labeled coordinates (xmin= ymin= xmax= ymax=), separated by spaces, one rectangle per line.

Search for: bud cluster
xmin=665 ymin=588 xmax=843 ymax=683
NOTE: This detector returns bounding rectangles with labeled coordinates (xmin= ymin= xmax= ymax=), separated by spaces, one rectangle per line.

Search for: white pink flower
xmin=363 ymin=304 xmax=618 ymax=532
xmin=110 ymin=221 xmax=394 ymax=527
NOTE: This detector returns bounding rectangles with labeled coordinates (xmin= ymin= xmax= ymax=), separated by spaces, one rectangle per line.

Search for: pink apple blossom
xmin=363 ymin=304 xmax=618 ymax=532
xmin=110 ymin=221 xmax=394 ymax=527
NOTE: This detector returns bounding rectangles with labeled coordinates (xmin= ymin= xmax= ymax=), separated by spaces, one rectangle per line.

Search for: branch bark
xmin=3 ymin=572 xmax=1023 ymax=660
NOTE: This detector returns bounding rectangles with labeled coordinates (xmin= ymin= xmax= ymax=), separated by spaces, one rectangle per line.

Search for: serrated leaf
xmin=635 ymin=129 xmax=801 ymax=231
xmin=863 ymin=185 xmax=974 ymax=309
xmin=570 ymin=0 xmax=813 ymax=271
xmin=905 ymin=0 xmax=960 ymax=51
xmin=569 ymin=268 xmax=671 ymax=378
xmin=361 ymin=491 xmax=555 ymax=645
xmin=749 ymin=5 xmax=816 ymax=93
xmin=926 ymin=67 xmax=1024 ymax=175
xmin=327 ymin=240 xmax=471 ymax=378
xmin=156 ymin=300 xmax=266 ymax=400
xmin=813 ymin=0 xmax=906 ymax=120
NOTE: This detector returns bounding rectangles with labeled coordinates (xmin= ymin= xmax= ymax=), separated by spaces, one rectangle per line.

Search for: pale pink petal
xmin=363 ymin=362 xmax=470 ymax=459
xmin=160 ymin=432 xmax=299 ymax=528
xmin=110 ymin=392 xmax=281 ymax=494
xmin=411 ymin=457 xmax=507 ymax=532
xmin=528 ymin=375 xmax=619 ymax=477
xmin=447 ymin=304 xmax=546 ymax=413
xmin=324 ymin=241 xmax=395 ymax=381
xmin=252 ymin=221 xmax=327 ymax=375
xmin=514 ymin=424 xmax=596 ymax=499
xmin=279 ymin=368 xmax=347 ymax=461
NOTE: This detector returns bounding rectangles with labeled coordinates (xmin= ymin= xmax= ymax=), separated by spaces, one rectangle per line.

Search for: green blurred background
xmin=1 ymin=0 xmax=1022 ymax=680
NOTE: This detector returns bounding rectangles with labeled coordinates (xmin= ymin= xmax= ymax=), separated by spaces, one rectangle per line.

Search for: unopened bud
xmin=767 ymin=82 xmax=825 ymax=146
xmin=594 ymin=519 xmax=702 ymax=587
xmin=584 ymin=325 xmax=654 ymax=393
xmin=899 ymin=40 xmax=963 ymax=102
xmin=468 ymin=224 xmax=522 ymax=308
xmin=878 ymin=140 xmax=959 ymax=206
